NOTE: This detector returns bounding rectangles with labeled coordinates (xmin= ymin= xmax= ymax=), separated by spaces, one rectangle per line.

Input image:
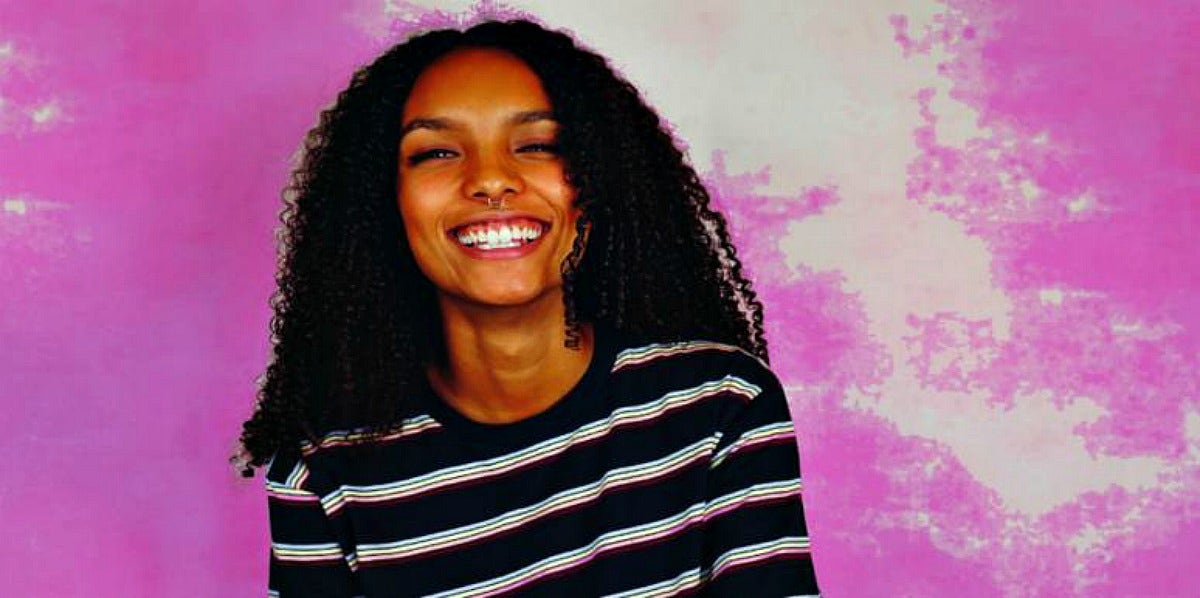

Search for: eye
xmin=406 ymin=148 xmax=458 ymax=166
xmin=516 ymin=142 xmax=560 ymax=155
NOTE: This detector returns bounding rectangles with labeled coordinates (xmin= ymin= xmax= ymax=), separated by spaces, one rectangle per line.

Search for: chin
xmin=481 ymin=284 xmax=564 ymax=307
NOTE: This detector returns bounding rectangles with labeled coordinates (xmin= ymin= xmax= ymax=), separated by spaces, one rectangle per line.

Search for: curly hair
xmin=236 ymin=19 xmax=768 ymax=475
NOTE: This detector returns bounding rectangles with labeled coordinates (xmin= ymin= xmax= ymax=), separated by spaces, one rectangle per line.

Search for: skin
xmin=398 ymin=47 xmax=594 ymax=425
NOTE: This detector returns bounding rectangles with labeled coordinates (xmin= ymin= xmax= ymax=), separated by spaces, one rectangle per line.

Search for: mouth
xmin=447 ymin=217 xmax=549 ymax=251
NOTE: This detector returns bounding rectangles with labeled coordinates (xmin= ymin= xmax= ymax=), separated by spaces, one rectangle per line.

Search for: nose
xmin=463 ymin=149 xmax=524 ymax=204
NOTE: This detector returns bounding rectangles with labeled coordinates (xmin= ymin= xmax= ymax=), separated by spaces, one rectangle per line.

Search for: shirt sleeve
xmin=700 ymin=358 xmax=820 ymax=597
xmin=265 ymin=451 xmax=361 ymax=598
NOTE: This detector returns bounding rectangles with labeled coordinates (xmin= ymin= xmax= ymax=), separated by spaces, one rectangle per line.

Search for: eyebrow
xmin=400 ymin=110 xmax=557 ymax=138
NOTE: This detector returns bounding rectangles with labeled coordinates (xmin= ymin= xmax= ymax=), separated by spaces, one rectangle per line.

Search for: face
xmin=398 ymin=48 xmax=581 ymax=310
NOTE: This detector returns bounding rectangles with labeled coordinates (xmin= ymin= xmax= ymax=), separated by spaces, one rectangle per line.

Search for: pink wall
xmin=1 ymin=1 xmax=1195 ymax=595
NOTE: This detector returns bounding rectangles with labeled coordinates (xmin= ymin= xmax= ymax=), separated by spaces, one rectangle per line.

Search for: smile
xmin=448 ymin=217 xmax=548 ymax=251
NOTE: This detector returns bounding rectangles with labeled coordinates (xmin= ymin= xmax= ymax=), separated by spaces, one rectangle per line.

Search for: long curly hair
xmin=236 ymin=19 xmax=768 ymax=475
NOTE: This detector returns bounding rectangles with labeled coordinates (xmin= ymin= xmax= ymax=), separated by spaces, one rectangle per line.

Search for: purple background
xmin=1 ymin=1 xmax=1197 ymax=595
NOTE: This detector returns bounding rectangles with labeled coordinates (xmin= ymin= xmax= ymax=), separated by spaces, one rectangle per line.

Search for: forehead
xmin=403 ymin=47 xmax=552 ymax=120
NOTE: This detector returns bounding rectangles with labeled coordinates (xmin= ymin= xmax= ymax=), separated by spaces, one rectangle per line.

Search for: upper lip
xmin=447 ymin=211 xmax=551 ymax=233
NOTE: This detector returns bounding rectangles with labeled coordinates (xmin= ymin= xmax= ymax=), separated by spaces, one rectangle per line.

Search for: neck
xmin=429 ymin=291 xmax=594 ymax=424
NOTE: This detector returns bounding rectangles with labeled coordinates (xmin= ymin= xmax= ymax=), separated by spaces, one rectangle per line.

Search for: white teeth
xmin=452 ymin=222 xmax=545 ymax=250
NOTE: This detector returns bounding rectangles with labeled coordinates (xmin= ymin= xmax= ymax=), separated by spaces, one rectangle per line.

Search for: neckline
xmin=417 ymin=323 xmax=620 ymax=447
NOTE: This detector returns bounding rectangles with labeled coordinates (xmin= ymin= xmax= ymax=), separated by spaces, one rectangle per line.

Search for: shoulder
xmin=611 ymin=335 xmax=761 ymax=365
xmin=611 ymin=337 xmax=770 ymax=380
xmin=263 ymin=443 xmax=349 ymax=501
xmin=298 ymin=414 xmax=442 ymax=458
xmin=608 ymin=336 xmax=787 ymax=431
xmin=263 ymin=414 xmax=442 ymax=494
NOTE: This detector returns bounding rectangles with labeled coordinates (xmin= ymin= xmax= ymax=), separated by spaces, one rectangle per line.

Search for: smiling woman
xmin=399 ymin=48 xmax=595 ymax=425
xmin=237 ymin=19 xmax=820 ymax=597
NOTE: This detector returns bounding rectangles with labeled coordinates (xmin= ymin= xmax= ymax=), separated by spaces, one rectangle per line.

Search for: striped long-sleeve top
xmin=265 ymin=326 xmax=820 ymax=597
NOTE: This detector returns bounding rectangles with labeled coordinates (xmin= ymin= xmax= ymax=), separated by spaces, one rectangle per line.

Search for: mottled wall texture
xmin=2 ymin=1 xmax=1196 ymax=596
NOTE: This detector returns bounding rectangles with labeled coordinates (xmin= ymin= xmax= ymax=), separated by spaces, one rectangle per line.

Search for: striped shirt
xmin=265 ymin=326 xmax=820 ymax=596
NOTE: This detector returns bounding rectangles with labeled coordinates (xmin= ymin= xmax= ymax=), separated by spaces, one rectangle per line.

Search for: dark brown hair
xmin=236 ymin=19 xmax=767 ymax=474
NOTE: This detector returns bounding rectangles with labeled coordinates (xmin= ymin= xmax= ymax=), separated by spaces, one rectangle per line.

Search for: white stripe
xmin=711 ymin=421 xmax=796 ymax=468
xmin=706 ymin=536 xmax=812 ymax=580
xmin=614 ymin=340 xmax=745 ymax=368
xmin=427 ymin=502 xmax=711 ymax=598
xmin=304 ymin=414 xmax=441 ymax=451
xmin=271 ymin=541 xmax=341 ymax=554
xmin=603 ymin=567 xmax=702 ymax=597
xmin=428 ymin=480 xmax=801 ymax=597
xmin=355 ymin=435 xmax=720 ymax=562
xmin=320 ymin=376 xmax=760 ymax=511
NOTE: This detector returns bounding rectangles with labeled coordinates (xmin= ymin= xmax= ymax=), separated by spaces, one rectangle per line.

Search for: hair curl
xmin=236 ymin=19 xmax=768 ymax=475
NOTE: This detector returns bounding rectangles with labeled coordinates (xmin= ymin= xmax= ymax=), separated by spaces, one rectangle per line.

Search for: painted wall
xmin=2 ymin=1 xmax=1196 ymax=595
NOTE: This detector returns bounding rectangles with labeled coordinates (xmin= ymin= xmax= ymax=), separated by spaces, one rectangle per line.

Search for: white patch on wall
xmin=0 ymin=40 xmax=12 ymax=133
xmin=779 ymin=183 xmax=1013 ymax=342
xmin=0 ymin=39 xmax=67 ymax=136
xmin=27 ymin=99 xmax=64 ymax=129
xmin=1038 ymin=288 xmax=1063 ymax=305
xmin=799 ymin=195 xmax=1172 ymax=515
xmin=1109 ymin=315 xmax=1183 ymax=340
xmin=0 ymin=38 xmax=23 ymax=74
xmin=1 ymin=196 xmax=70 ymax=216
xmin=3 ymin=197 xmax=29 ymax=215
xmin=1185 ymin=407 xmax=1200 ymax=458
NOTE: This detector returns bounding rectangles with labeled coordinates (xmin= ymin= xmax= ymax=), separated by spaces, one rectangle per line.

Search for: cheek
xmin=397 ymin=195 xmax=440 ymax=259
xmin=398 ymin=169 xmax=456 ymax=221
xmin=541 ymin=178 xmax=578 ymax=217
xmin=398 ymin=175 xmax=437 ymax=225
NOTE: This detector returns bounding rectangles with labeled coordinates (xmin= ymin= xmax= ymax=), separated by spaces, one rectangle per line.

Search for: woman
xmin=239 ymin=19 xmax=820 ymax=597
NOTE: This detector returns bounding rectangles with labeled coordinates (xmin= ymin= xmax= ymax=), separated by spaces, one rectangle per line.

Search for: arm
xmin=701 ymin=363 xmax=820 ymax=597
xmin=265 ymin=452 xmax=361 ymax=598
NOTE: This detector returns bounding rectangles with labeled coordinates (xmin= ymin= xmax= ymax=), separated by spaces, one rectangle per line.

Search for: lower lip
xmin=448 ymin=233 xmax=547 ymax=260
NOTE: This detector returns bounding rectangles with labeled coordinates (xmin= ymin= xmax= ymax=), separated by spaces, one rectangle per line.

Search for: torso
xmin=267 ymin=326 xmax=814 ymax=596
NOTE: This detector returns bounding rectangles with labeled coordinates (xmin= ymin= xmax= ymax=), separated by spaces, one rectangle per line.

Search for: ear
xmin=561 ymin=216 xmax=592 ymax=275
xmin=579 ymin=219 xmax=593 ymax=246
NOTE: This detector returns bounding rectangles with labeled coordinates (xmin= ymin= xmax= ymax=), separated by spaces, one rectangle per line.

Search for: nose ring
xmin=487 ymin=195 xmax=507 ymax=211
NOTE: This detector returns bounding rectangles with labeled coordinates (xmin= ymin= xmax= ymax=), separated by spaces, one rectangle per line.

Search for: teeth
xmin=452 ymin=221 xmax=545 ymax=250
xmin=475 ymin=239 xmax=519 ymax=249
